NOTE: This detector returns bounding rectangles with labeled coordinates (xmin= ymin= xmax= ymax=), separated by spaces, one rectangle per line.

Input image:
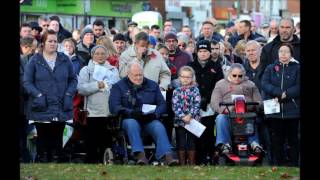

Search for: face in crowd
xmin=128 ymin=63 xmax=144 ymax=86
xmin=92 ymin=47 xmax=107 ymax=65
xmin=93 ymin=24 xmax=104 ymax=37
xmin=165 ymin=38 xmax=177 ymax=52
xmin=229 ymin=67 xmax=244 ymax=85
xmin=49 ymin=20 xmax=59 ymax=33
xmin=279 ymin=19 xmax=295 ymax=42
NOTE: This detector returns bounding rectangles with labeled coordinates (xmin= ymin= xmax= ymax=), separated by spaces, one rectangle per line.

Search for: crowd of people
xmin=20 ymin=15 xmax=300 ymax=167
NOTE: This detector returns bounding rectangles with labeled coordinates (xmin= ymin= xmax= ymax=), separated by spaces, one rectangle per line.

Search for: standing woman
xmin=77 ymin=45 xmax=120 ymax=163
xmin=23 ymin=29 xmax=77 ymax=162
xmin=261 ymin=43 xmax=300 ymax=166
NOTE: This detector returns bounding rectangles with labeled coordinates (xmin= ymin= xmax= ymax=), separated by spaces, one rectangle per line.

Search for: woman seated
xmin=210 ymin=63 xmax=263 ymax=154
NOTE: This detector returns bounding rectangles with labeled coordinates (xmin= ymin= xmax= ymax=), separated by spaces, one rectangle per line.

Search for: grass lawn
xmin=20 ymin=163 xmax=300 ymax=180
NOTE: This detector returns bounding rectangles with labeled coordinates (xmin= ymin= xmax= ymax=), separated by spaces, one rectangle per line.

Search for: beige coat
xmin=119 ymin=45 xmax=171 ymax=90
xmin=210 ymin=77 xmax=262 ymax=114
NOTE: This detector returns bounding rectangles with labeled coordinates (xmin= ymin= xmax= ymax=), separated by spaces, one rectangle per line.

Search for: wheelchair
xmin=217 ymin=97 xmax=266 ymax=166
xmin=102 ymin=113 xmax=173 ymax=165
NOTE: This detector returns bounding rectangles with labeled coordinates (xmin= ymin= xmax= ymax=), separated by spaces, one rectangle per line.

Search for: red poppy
xmin=170 ymin=67 xmax=177 ymax=75
xmin=274 ymin=65 xmax=280 ymax=72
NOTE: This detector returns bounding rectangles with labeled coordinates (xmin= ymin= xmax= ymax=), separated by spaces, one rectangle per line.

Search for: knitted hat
xmin=90 ymin=45 xmax=108 ymax=57
xmin=149 ymin=35 xmax=157 ymax=46
xmin=113 ymin=33 xmax=126 ymax=42
xmin=164 ymin=32 xmax=177 ymax=42
xmin=80 ymin=27 xmax=94 ymax=40
xmin=196 ymin=40 xmax=211 ymax=52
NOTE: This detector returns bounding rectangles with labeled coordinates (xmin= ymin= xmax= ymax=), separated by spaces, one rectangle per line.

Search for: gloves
xmin=131 ymin=110 xmax=144 ymax=120
xmin=200 ymin=97 xmax=207 ymax=111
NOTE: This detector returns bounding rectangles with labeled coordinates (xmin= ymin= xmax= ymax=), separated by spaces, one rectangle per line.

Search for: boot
xmin=164 ymin=153 xmax=179 ymax=166
xmin=135 ymin=152 xmax=148 ymax=165
xmin=187 ymin=151 xmax=196 ymax=165
xmin=178 ymin=150 xmax=186 ymax=165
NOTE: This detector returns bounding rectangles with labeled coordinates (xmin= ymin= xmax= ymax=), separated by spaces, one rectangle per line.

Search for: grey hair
xmin=245 ymin=40 xmax=261 ymax=51
xmin=279 ymin=17 xmax=295 ymax=28
xmin=178 ymin=66 xmax=196 ymax=83
xmin=127 ymin=62 xmax=143 ymax=74
xmin=226 ymin=63 xmax=246 ymax=78
xmin=90 ymin=45 xmax=108 ymax=57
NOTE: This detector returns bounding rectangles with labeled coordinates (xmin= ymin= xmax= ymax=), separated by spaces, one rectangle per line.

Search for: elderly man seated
xmin=109 ymin=62 xmax=178 ymax=166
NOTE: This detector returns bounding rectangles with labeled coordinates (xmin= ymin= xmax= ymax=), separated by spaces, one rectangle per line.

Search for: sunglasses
xmin=178 ymin=44 xmax=186 ymax=48
xmin=232 ymin=74 xmax=243 ymax=78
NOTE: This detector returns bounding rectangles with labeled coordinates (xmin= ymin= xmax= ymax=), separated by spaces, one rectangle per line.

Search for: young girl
xmin=172 ymin=66 xmax=201 ymax=165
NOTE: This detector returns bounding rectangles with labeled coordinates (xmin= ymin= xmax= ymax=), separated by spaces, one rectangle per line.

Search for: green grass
xmin=20 ymin=163 xmax=299 ymax=180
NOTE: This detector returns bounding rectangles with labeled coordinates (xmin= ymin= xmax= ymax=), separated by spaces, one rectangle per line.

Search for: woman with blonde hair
xmin=96 ymin=35 xmax=119 ymax=68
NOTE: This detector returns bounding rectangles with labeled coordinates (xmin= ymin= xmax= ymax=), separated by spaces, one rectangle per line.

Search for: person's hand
xmin=98 ymin=81 xmax=105 ymax=89
xmin=281 ymin=92 xmax=286 ymax=99
xmin=144 ymin=113 xmax=157 ymax=122
xmin=182 ymin=114 xmax=192 ymax=124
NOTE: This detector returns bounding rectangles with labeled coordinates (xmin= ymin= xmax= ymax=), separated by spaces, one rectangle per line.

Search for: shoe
xmin=136 ymin=152 xmax=148 ymax=165
xmin=251 ymin=144 xmax=263 ymax=154
xmin=164 ymin=153 xmax=179 ymax=166
xmin=221 ymin=144 xmax=232 ymax=154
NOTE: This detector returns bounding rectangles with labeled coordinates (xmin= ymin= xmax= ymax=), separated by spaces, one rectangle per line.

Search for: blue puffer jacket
xmin=261 ymin=59 xmax=300 ymax=119
xmin=109 ymin=77 xmax=166 ymax=119
xmin=23 ymin=52 xmax=78 ymax=122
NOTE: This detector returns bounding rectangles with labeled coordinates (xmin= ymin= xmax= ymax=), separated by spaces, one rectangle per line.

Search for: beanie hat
xmin=164 ymin=32 xmax=177 ymax=42
xmin=196 ymin=40 xmax=211 ymax=52
xmin=90 ymin=45 xmax=108 ymax=57
xmin=226 ymin=21 xmax=235 ymax=28
xmin=80 ymin=27 xmax=94 ymax=40
xmin=149 ymin=35 xmax=157 ymax=46
xmin=113 ymin=33 xmax=126 ymax=42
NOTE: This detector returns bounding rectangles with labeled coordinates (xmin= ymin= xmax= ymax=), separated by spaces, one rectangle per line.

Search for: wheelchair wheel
xmin=218 ymin=156 xmax=226 ymax=166
xmin=103 ymin=148 xmax=114 ymax=165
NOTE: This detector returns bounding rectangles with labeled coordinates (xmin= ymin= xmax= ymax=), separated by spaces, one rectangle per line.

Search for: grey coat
xmin=77 ymin=60 xmax=120 ymax=117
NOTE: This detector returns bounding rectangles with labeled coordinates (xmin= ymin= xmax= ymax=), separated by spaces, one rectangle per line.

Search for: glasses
xmin=165 ymin=40 xmax=176 ymax=43
xmin=94 ymin=53 xmax=106 ymax=56
xmin=180 ymin=76 xmax=192 ymax=79
xmin=232 ymin=74 xmax=243 ymax=78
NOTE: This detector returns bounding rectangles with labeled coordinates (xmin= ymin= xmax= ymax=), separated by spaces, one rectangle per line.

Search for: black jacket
xmin=244 ymin=60 xmax=265 ymax=93
xmin=188 ymin=58 xmax=224 ymax=110
xmin=260 ymin=34 xmax=300 ymax=70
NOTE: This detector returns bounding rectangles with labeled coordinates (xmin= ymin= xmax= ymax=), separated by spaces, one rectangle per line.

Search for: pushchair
xmin=217 ymin=96 xmax=266 ymax=165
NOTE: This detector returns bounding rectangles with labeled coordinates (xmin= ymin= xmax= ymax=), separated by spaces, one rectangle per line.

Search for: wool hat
xmin=196 ymin=40 xmax=211 ymax=52
xmin=113 ymin=33 xmax=126 ymax=42
xmin=90 ymin=45 xmax=108 ymax=57
xmin=127 ymin=21 xmax=138 ymax=27
xmin=29 ymin=21 xmax=42 ymax=32
xmin=149 ymin=35 xmax=157 ymax=46
xmin=164 ymin=32 xmax=177 ymax=42
xmin=226 ymin=21 xmax=235 ymax=28
xmin=80 ymin=27 xmax=94 ymax=40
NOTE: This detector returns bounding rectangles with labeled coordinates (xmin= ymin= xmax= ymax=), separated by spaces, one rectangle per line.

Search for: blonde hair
xmin=96 ymin=35 xmax=118 ymax=57
xmin=178 ymin=66 xmax=197 ymax=85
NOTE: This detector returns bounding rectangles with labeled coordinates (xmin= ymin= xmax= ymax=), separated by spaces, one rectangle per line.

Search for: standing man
xmin=92 ymin=19 xmax=106 ymax=41
xmin=260 ymin=17 xmax=300 ymax=69
xmin=119 ymin=31 xmax=171 ymax=91
xmin=113 ymin=33 xmax=127 ymax=56
xmin=196 ymin=21 xmax=224 ymax=43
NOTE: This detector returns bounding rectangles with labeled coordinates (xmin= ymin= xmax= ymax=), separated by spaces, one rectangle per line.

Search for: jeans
xmin=122 ymin=118 xmax=172 ymax=160
xmin=215 ymin=114 xmax=260 ymax=146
